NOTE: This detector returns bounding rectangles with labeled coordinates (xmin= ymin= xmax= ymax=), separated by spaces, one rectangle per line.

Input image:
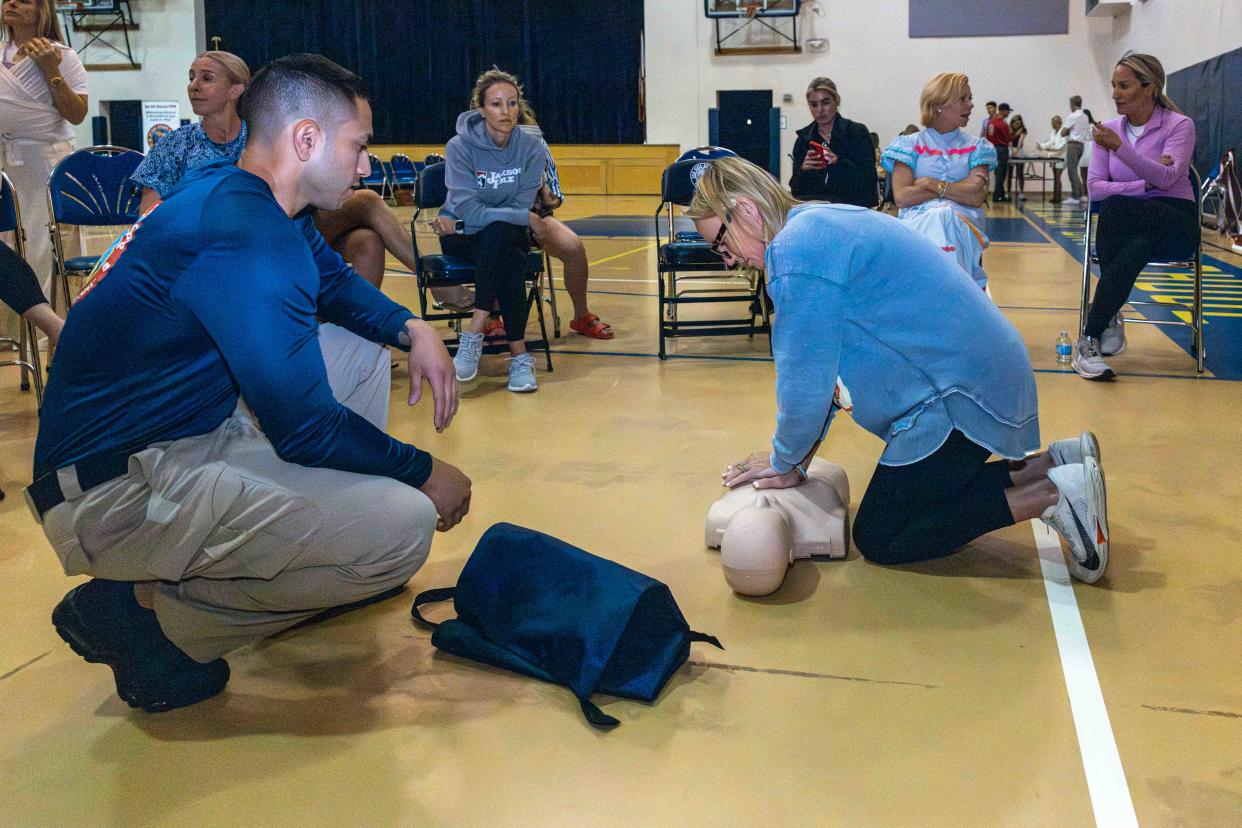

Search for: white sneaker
xmin=1017 ymin=192 xmax=1027 ymax=201
xmin=453 ymin=330 xmax=484 ymax=382
xmin=1041 ymin=458 xmax=1109 ymax=584
xmin=1099 ymin=312 xmax=1126 ymax=356
xmin=1048 ymin=430 xmax=1101 ymax=468
xmin=507 ymin=352 xmax=538 ymax=392
xmin=1072 ymin=336 xmax=1115 ymax=381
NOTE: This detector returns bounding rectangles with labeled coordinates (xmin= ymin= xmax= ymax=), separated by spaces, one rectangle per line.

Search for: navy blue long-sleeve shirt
xmin=34 ymin=160 xmax=433 ymax=488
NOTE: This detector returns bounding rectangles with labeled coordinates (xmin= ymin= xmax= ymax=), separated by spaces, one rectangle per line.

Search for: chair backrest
xmin=677 ymin=146 xmax=737 ymax=162
xmin=416 ymin=161 xmax=447 ymax=210
xmin=0 ymin=172 xmax=20 ymax=235
xmin=391 ymin=154 xmax=416 ymax=174
xmin=47 ymin=145 xmax=143 ymax=226
xmin=424 ymin=153 xmax=446 ymax=166
xmin=361 ymin=153 xmax=387 ymax=184
xmin=661 ymin=158 xmax=718 ymax=206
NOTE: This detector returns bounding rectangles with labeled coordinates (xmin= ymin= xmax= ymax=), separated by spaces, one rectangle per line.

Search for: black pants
xmin=993 ymin=145 xmax=1009 ymax=199
xmin=1086 ymin=195 xmax=1198 ymax=338
xmin=439 ymin=221 xmax=531 ymax=344
xmin=853 ymin=431 xmax=1016 ymax=565
xmin=0 ymin=240 xmax=47 ymax=316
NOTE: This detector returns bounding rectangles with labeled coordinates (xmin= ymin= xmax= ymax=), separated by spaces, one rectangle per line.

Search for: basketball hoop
xmin=743 ymin=2 xmax=760 ymax=18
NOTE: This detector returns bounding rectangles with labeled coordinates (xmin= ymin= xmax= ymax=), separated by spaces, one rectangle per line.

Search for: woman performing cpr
xmin=687 ymin=156 xmax=1110 ymax=583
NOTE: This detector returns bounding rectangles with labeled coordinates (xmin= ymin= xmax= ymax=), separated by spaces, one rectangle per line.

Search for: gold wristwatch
xmin=936 ymin=180 xmax=948 ymax=198
xmin=49 ymin=75 xmax=65 ymax=89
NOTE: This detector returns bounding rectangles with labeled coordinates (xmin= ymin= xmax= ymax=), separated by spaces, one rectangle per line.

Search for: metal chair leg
xmin=542 ymin=250 xmax=561 ymax=338
xmin=25 ymin=319 xmax=43 ymax=406
xmin=1194 ymin=251 xmax=1205 ymax=373
xmin=531 ymin=279 xmax=553 ymax=372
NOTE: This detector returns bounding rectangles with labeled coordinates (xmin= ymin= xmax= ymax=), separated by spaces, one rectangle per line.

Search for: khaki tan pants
xmin=40 ymin=324 xmax=437 ymax=662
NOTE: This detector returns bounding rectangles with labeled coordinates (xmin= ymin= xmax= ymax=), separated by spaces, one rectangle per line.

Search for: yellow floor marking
xmin=587 ymin=242 xmax=656 ymax=268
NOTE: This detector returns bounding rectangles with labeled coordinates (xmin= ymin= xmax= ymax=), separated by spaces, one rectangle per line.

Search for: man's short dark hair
xmin=239 ymin=53 xmax=371 ymax=142
xmin=998 ymin=102 xmax=1010 ymax=111
xmin=986 ymin=100 xmax=997 ymax=107
xmin=1069 ymin=95 xmax=1083 ymax=108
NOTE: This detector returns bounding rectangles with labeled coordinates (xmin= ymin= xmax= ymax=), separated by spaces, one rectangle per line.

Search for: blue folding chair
xmin=45 ymin=145 xmax=143 ymax=312
xmin=670 ymin=147 xmax=738 ymax=243
xmin=360 ymin=152 xmax=392 ymax=201
xmin=655 ymin=155 xmax=769 ymax=360
xmin=1079 ymin=167 xmax=1205 ymax=373
xmin=410 ymin=162 xmax=553 ymax=372
xmin=1 ymin=172 xmax=44 ymax=404
xmin=389 ymin=154 xmax=418 ymax=192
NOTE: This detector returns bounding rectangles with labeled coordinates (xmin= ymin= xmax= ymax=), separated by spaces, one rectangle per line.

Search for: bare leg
xmin=333 ymin=227 xmax=386 ymax=289
xmin=315 ymin=189 xmax=422 ymax=285
xmin=23 ymin=302 xmax=63 ymax=348
xmin=1004 ymin=477 xmax=1058 ymax=523
xmin=531 ymin=214 xmax=613 ymax=336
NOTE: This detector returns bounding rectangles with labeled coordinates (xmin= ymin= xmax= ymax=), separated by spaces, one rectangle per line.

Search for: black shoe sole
xmin=52 ymin=585 xmax=230 ymax=713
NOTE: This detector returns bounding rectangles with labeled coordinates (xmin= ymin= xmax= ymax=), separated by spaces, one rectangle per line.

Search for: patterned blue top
xmin=765 ymin=203 xmax=1038 ymax=472
xmin=130 ymin=121 xmax=248 ymax=196
xmin=881 ymin=127 xmax=996 ymax=226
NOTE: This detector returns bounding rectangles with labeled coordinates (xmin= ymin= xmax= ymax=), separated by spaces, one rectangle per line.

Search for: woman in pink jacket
xmin=1072 ymin=54 xmax=1197 ymax=381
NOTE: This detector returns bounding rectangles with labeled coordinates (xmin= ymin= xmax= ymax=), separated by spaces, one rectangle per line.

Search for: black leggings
xmin=853 ymin=431 xmax=1017 ymax=565
xmin=0 ymin=240 xmax=47 ymax=316
xmin=1086 ymin=195 xmax=1198 ymax=339
xmin=439 ymin=221 xmax=531 ymax=344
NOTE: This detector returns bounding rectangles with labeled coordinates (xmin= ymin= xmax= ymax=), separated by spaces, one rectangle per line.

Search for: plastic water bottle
xmin=1055 ymin=331 xmax=1073 ymax=364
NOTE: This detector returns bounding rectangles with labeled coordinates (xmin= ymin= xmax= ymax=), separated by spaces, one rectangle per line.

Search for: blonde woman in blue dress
xmin=882 ymin=72 xmax=995 ymax=290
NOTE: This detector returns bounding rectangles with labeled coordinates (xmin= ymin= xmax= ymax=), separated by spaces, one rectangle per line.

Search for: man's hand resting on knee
xmin=402 ymin=319 xmax=459 ymax=432
xmin=419 ymin=458 xmax=472 ymax=531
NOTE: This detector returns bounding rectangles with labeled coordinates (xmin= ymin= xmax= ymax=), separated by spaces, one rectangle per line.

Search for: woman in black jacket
xmin=789 ymin=77 xmax=878 ymax=208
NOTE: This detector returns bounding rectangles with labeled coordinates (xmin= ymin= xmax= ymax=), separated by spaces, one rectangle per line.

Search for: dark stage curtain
xmin=203 ymin=0 xmax=645 ymax=144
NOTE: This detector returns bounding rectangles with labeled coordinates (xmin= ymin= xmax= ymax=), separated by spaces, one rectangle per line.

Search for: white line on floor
xmin=1031 ymin=520 xmax=1138 ymax=828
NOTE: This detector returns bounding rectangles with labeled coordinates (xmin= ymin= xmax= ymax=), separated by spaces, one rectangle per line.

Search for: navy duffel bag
xmin=411 ymin=523 xmax=722 ymax=728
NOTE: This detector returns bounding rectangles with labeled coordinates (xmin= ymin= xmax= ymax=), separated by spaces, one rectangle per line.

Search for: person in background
xmin=516 ymin=100 xmax=614 ymax=339
xmin=789 ymin=77 xmax=878 ymax=208
xmin=1060 ymin=95 xmax=1091 ymax=205
xmin=0 ymin=0 xmax=88 ymax=307
xmin=1073 ymin=54 xmax=1196 ymax=381
xmin=1035 ymin=115 xmax=1067 ymax=202
xmin=980 ymin=101 xmax=997 ymax=138
xmin=882 ymin=72 xmax=995 ymax=290
xmin=1007 ymin=113 xmax=1028 ymax=201
xmin=985 ymin=102 xmax=1012 ymax=202
xmin=433 ymin=68 xmax=547 ymax=392
xmin=132 ymin=51 xmax=421 ymax=290
xmin=687 ymin=156 xmax=1109 ymax=585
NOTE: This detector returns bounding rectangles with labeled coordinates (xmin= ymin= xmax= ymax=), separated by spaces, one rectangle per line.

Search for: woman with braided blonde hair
xmin=689 ymin=155 xmax=1110 ymax=583
xmin=1072 ymin=53 xmax=1197 ymax=380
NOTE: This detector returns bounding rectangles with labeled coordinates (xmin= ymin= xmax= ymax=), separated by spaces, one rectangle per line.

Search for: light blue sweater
xmin=766 ymin=203 xmax=1039 ymax=473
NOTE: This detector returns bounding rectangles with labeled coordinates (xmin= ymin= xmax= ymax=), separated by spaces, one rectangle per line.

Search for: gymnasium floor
xmin=2 ymin=194 xmax=1240 ymax=826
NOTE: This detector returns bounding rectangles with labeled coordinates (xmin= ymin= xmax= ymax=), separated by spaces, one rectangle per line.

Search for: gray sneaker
xmin=453 ymin=330 xmax=484 ymax=382
xmin=1041 ymin=458 xmax=1109 ymax=584
xmin=507 ymin=352 xmax=538 ymax=392
xmin=1099 ymin=312 xmax=1126 ymax=356
xmin=1072 ymin=336 xmax=1115 ymax=381
xmin=1048 ymin=430 xmax=1101 ymax=468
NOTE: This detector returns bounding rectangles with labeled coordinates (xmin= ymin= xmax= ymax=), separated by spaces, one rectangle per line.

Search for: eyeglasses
xmin=709 ymin=211 xmax=733 ymax=258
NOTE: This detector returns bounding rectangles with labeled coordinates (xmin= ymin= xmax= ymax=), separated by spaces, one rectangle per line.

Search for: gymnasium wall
xmin=70 ymin=0 xmax=202 ymax=150
xmin=644 ymin=0 xmax=1242 ymax=184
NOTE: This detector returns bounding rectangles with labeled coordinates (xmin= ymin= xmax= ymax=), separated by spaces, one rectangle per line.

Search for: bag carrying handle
xmin=690 ymin=630 xmax=724 ymax=649
xmin=411 ymin=587 xmax=456 ymax=629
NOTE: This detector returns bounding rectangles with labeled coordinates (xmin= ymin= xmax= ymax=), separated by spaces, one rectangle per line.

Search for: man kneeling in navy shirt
xmin=28 ymin=54 xmax=470 ymax=712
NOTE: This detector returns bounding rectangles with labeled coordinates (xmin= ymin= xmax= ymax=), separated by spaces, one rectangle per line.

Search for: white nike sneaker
xmin=1041 ymin=458 xmax=1109 ymax=584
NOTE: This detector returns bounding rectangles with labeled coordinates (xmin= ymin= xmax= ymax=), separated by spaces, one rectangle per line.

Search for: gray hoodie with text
xmin=440 ymin=110 xmax=546 ymax=234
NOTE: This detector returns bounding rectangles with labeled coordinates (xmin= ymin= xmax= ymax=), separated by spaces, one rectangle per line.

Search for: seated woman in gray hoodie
xmin=431 ymin=68 xmax=548 ymax=392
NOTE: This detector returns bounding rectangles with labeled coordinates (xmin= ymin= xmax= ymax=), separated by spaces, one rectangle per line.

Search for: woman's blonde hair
xmin=1116 ymin=53 xmax=1181 ymax=114
xmin=805 ymin=76 xmax=840 ymax=108
xmin=919 ymin=72 xmax=970 ymax=128
xmin=4 ymin=0 xmax=64 ymax=42
xmin=470 ymin=67 xmax=524 ymax=110
xmin=198 ymin=50 xmax=251 ymax=86
xmin=685 ymin=156 xmax=798 ymax=249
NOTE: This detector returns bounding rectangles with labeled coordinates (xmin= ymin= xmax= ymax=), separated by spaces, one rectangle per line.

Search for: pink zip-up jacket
xmin=1087 ymin=106 xmax=1196 ymax=202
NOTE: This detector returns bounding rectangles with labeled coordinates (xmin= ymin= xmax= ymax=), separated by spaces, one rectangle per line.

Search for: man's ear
xmin=291 ymin=119 xmax=320 ymax=162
